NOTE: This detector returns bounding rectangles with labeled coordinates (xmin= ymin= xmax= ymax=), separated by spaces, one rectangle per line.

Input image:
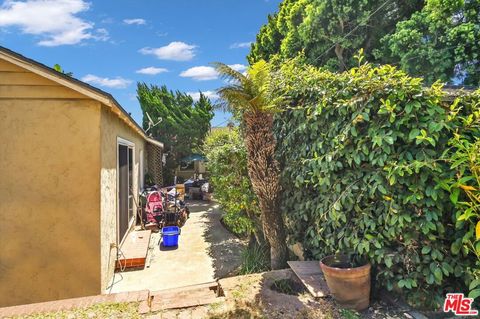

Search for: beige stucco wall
xmin=99 ymin=106 xmax=146 ymax=292
xmin=0 ymin=57 xmax=151 ymax=305
xmin=0 ymin=98 xmax=102 ymax=307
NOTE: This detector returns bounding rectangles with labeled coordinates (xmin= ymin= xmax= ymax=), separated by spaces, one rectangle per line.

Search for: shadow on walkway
xmin=194 ymin=200 xmax=247 ymax=279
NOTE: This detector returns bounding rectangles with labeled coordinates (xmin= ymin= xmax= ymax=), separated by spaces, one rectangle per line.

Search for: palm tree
xmin=214 ymin=60 xmax=288 ymax=269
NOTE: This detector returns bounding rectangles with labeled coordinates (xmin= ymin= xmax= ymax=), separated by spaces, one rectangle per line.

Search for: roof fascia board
xmin=0 ymin=51 xmax=111 ymax=106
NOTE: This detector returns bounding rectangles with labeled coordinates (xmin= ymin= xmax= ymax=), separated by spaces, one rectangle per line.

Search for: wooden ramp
xmin=288 ymin=261 xmax=330 ymax=298
xmin=139 ymin=282 xmax=224 ymax=314
xmin=116 ymin=230 xmax=151 ymax=270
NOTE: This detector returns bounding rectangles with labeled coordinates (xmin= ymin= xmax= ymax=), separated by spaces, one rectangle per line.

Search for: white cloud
xmin=0 ymin=0 xmax=108 ymax=46
xmin=93 ymin=28 xmax=109 ymax=41
xmin=230 ymin=42 xmax=253 ymax=49
xmin=136 ymin=67 xmax=168 ymax=75
xmin=81 ymin=74 xmax=132 ymax=89
xmin=139 ymin=42 xmax=196 ymax=61
xmin=228 ymin=64 xmax=247 ymax=72
xmin=123 ymin=18 xmax=146 ymax=25
xmin=187 ymin=91 xmax=219 ymax=101
xmin=100 ymin=17 xmax=114 ymax=24
xmin=180 ymin=64 xmax=247 ymax=81
xmin=180 ymin=66 xmax=218 ymax=81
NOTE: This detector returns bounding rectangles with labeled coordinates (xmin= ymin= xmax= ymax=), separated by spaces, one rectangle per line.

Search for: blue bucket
xmin=161 ymin=226 xmax=180 ymax=247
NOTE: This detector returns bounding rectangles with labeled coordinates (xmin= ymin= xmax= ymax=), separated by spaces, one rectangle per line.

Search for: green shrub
xmin=204 ymin=128 xmax=258 ymax=237
xmin=439 ymin=91 xmax=480 ymax=300
xmin=272 ymin=57 xmax=480 ymax=309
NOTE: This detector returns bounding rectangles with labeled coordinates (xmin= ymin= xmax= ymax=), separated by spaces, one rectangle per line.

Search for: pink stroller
xmin=144 ymin=191 xmax=164 ymax=226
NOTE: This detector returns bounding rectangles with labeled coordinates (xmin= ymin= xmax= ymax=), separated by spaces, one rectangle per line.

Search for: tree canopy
xmin=379 ymin=0 xmax=480 ymax=86
xmin=249 ymin=0 xmax=479 ymax=85
xmin=248 ymin=0 xmax=423 ymax=71
xmin=137 ymin=83 xmax=214 ymax=184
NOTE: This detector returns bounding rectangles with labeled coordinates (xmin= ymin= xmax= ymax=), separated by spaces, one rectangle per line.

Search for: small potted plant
xmin=320 ymin=253 xmax=371 ymax=311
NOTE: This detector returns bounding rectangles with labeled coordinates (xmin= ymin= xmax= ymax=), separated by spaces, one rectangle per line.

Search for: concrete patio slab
xmin=107 ymin=201 xmax=245 ymax=294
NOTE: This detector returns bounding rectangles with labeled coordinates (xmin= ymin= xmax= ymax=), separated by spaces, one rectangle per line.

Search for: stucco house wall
xmin=99 ymin=106 xmax=147 ymax=292
xmin=0 ymin=59 xmax=102 ymax=307
xmin=0 ymin=47 xmax=163 ymax=307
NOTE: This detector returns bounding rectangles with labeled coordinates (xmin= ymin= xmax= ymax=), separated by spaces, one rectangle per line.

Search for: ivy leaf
xmin=442 ymin=262 xmax=454 ymax=274
xmin=384 ymin=136 xmax=394 ymax=145
xmin=434 ymin=268 xmax=443 ymax=282
xmin=405 ymin=280 xmax=412 ymax=289
xmin=378 ymin=184 xmax=387 ymax=195
xmin=421 ymin=246 xmax=431 ymax=254
xmin=409 ymin=129 xmax=420 ymax=141
xmin=450 ymin=188 xmax=460 ymax=204
xmin=405 ymin=102 xmax=414 ymax=114
xmin=468 ymin=289 xmax=480 ymax=300
xmin=333 ymin=201 xmax=341 ymax=211
xmin=385 ymin=257 xmax=393 ymax=268
xmin=373 ymin=136 xmax=383 ymax=147
xmin=469 ymin=279 xmax=480 ymax=290
xmin=351 ymin=126 xmax=358 ymax=137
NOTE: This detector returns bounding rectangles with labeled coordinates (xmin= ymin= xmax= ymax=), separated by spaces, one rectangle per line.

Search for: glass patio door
xmin=118 ymin=142 xmax=133 ymax=244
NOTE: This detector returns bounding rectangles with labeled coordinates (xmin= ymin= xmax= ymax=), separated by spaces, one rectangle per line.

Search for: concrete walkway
xmin=108 ymin=201 xmax=245 ymax=294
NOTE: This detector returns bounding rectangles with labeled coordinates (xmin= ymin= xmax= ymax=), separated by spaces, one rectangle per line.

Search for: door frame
xmin=116 ymin=137 xmax=135 ymax=246
xmin=139 ymin=149 xmax=144 ymax=191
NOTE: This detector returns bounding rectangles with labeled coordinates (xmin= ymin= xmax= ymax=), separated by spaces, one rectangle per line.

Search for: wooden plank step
xmin=288 ymin=261 xmax=330 ymax=298
xmin=140 ymin=282 xmax=223 ymax=313
xmin=116 ymin=230 xmax=151 ymax=270
xmin=150 ymin=292 xmax=223 ymax=312
xmin=150 ymin=281 xmax=219 ymax=296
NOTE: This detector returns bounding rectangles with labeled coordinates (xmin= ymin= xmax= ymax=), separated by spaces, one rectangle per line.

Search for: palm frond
xmin=214 ymin=60 xmax=287 ymax=115
xmin=212 ymin=62 xmax=247 ymax=84
xmin=248 ymin=60 xmax=270 ymax=91
xmin=216 ymin=86 xmax=252 ymax=112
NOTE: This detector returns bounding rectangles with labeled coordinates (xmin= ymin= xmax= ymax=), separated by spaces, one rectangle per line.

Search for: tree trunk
xmin=335 ymin=43 xmax=346 ymax=72
xmin=243 ymin=111 xmax=288 ymax=269
xmin=336 ymin=19 xmax=347 ymax=72
xmin=245 ymin=209 xmax=269 ymax=250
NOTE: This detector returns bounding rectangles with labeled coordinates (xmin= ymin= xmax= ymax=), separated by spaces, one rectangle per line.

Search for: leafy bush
xmin=204 ymin=128 xmax=258 ymax=237
xmin=439 ymin=91 xmax=480 ymax=300
xmin=272 ymin=57 xmax=480 ymax=308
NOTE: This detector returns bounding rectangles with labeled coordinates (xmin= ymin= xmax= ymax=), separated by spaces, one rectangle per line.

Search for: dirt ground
xmin=9 ymin=269 xmax=431 ymax=319
xmin=148 ymin=269 xmax=419 ymax=319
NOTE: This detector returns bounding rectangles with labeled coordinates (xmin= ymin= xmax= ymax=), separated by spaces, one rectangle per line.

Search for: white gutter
xmin=146 ymin=137 xmax=164 ymax=148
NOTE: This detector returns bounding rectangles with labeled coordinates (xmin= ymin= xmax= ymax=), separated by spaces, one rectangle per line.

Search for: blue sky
xmin=0 ymin=0 xmax=282 ymax=126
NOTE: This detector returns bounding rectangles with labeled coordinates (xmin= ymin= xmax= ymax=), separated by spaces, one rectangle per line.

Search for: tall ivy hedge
xmin=273 ymin=58 xmax=479 ymax=308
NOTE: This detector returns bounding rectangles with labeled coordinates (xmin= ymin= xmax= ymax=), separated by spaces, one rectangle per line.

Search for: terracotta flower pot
xmin=320 ymin=255 xmax=371 ymax=311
